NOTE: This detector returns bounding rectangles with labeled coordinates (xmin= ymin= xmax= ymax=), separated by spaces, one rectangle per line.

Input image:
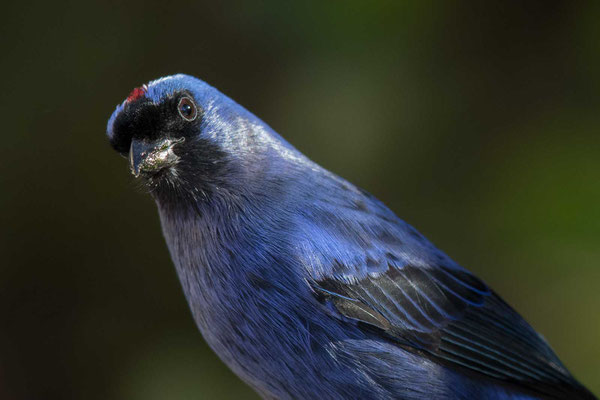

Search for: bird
xmin=106 ymin=74 xmax=595 ymax=400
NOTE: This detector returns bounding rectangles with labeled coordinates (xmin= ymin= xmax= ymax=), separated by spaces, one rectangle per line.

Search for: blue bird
xmin=107 ymin=74 xmax=595 ymax=399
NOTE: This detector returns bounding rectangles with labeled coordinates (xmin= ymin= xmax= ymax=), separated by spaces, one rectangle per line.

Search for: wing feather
xmin=302 ymin=182 xmax=594 ymax=399
xmin=313 ymin=265 xmax=593 ymax=398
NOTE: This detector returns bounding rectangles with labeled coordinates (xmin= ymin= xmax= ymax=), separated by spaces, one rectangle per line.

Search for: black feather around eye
xmin=109 ymin=91 xmax=203 ymax=156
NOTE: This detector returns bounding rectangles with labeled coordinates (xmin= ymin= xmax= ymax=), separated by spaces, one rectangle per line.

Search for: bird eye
xmin=177 ymin=96 xmax=197 ymax=121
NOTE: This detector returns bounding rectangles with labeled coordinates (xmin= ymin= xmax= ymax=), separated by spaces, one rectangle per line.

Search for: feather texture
xmin=107 ymin=74 xmax=596 ymax=400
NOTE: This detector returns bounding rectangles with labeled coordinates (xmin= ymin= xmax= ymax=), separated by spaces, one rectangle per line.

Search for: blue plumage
xmin=107 ymin=74 xmax=595 ymax=399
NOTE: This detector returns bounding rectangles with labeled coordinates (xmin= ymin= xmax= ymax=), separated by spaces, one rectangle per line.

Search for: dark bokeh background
xmin=1 ymin=1 xmax=599 ymax=399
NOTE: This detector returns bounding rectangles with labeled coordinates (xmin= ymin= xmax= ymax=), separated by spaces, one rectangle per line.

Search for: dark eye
xmin=177 ymin=96 xmax=197 ymax=121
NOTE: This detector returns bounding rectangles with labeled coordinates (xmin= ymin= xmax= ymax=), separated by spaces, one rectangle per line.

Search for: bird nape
xmin=106 ymin=74 xmax=596 ymax=400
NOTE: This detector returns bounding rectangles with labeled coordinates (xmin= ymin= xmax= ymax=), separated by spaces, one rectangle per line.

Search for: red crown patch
xmin=126 ymin=85 xmax=147 ymax=102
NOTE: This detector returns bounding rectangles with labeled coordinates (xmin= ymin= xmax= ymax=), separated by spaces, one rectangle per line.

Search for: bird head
xmin=107 ymin=74 xmax=300 ymax=203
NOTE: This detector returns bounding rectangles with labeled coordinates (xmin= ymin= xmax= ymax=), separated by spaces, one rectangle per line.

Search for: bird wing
xmin=300 ymin=184 xmax=593 ymax=399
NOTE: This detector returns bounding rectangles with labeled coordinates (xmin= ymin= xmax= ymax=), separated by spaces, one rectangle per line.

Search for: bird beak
xmin=129 ymin=137 xmax=185 ymax=177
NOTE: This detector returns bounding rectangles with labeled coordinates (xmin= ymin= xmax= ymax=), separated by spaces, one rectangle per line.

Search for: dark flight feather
xmin=314 ymin=261 xmax=593 ymax=399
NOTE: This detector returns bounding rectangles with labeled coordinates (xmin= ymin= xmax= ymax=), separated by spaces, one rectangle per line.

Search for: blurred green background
xmin=1 ymin=1 xmax=599 ymax=399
